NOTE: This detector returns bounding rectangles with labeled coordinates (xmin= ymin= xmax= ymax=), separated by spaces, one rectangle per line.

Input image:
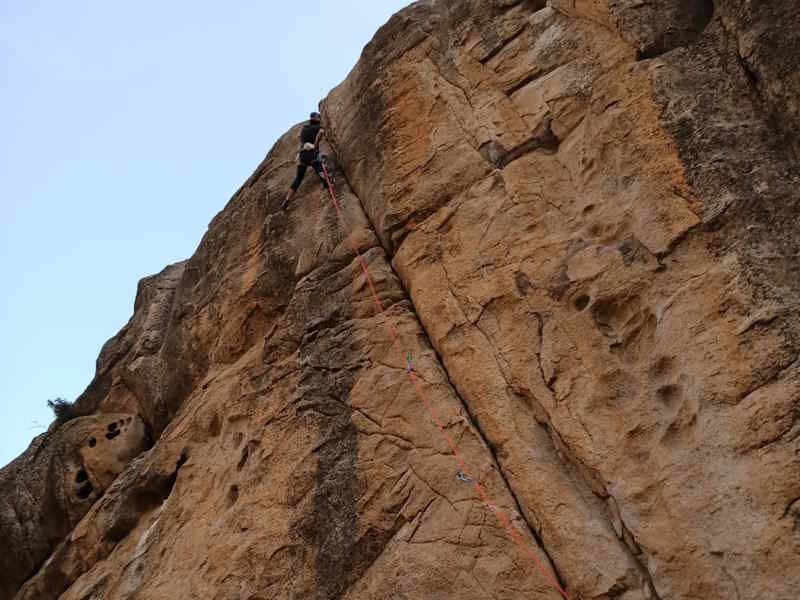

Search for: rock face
xmin=3 ymin=1 xmax=800 ymax=599
xmin=325 ymin=3 xmax=800 ymax=597
xmin=0 ymin=414 xmax=149 ymax=599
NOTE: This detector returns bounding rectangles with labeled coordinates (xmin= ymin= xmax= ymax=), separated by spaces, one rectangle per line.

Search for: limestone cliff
xmin=1 ymin=1 xmax=798 ymax=599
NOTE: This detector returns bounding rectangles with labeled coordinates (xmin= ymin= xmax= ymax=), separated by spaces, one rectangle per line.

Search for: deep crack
xmin=325 ymin=134 xmax=573 ymax=596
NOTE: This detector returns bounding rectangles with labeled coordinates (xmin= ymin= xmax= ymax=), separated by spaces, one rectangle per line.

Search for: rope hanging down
xmin=319 ymin=161 xmax=573 ymax=600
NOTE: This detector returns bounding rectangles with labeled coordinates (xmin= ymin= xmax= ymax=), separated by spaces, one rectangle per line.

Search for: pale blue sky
xmin=0 ymin=0 xmax=410 ymax=467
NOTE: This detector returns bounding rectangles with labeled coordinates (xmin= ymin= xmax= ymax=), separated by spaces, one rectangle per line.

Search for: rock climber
xmin=281 ymin=111 xmax=328 ymax=210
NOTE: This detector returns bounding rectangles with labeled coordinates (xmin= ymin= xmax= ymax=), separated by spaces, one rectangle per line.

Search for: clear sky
xmin=0 ymin=0 xmax=410 ymax=467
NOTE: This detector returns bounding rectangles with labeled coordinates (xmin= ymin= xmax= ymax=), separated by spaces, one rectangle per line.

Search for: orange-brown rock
xmin=326 ymin=1 xmax=800 ymax=598
xmin=3 ymin=1 xmax=799 ymax=599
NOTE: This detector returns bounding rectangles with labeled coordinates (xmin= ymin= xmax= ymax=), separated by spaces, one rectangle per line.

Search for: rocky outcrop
xmin=0 ymin=414 xmax=149 ymax=599
xmin=3 ymin=1 xmax=799 ymax=599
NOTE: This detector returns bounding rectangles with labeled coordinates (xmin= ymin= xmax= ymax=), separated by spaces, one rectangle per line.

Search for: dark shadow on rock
xmin=313 ymin=403 xmax=359 ymax=600
xmin=623 ymin=0 xmax=715 ymax=60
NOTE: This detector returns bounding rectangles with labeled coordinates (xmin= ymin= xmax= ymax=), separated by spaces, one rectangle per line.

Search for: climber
xmin=281 ymin=112 xmax=329 ymax=210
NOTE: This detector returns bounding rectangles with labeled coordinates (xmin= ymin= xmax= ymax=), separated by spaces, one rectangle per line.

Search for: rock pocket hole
xmin=106 ymin=429 xmax=120 ymax=440
xmin=650 ymin=356 xmax=675 ymax=378
xmin=582 ymin=204 xmax=595 ymax=215
xmin=88 ymin=437 xmax=97 ymax=448
xmin=657 ymin=384 xmax=682 ymax=405
xmin=108 ymin=422 xmax=118 ymax=432
xmin=237 ymin=445 xmax=250 ymax=471
xmin=238 ymin=441 xmax=260 ymax=472
xmin=77 ymin=481 xmax=94 ymax=500
xmin=209 ymin=413 xmax=221 ymax=438
xmin=227 ymin=484 xmax=240 ymax=507
xmin=75 ymin=469 xmax=88 ymax=483
xmin=515 ymin=272 xmax=535 ymax=296
xmin=574 ymin=295 xmax=591 ymax=312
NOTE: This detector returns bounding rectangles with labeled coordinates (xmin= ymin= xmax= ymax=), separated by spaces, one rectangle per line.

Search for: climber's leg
xmin=282 ymin=163 xmax=308 ymax=210
xmin=312 ymin=156 xmax=328 ymax=190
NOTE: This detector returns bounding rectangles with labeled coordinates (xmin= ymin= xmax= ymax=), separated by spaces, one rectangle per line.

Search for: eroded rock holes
xmin=656 ymin=384 xmax=683 ymax=405
xmin=75 ymin=470 xmax=94 ymax=500
xmin=227 ymin=484 xmax=240 ymax=507
xmin=515 ymin=271 xmax=535 ymax=296
xmin=237 ymin=440 xmax=260 ymax=471
xmin=574 ymin=294 xmax=591 ymax=312
xmin=106 ymin=421 xmax=121 ymax=440
xmin=208 ymin=413 xmax=221 ymax=438
xmin=77 ymin=483 xmax=93 ymax=500
xmin=237 ymin=444 xmax=249 ymax=471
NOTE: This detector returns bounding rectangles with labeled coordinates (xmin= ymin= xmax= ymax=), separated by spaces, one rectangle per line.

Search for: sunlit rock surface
xmin=3 ymin=1 xmax=799 ymax=599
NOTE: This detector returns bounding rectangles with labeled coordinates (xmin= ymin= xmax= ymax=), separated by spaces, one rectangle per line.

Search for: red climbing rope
xmin=320 ymin=162 xmax=573 ymax=600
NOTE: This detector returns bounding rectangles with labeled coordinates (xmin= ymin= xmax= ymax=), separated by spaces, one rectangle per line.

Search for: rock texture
xmin=0 ymin=414 xmax=149 ymax=599
xmin=3 ymin=1 xmax=800 ymax=599
xmin=325 ymin=2 xmax=800 ymax=597
xmin=15 ymin=130 xmax=562 ymax=600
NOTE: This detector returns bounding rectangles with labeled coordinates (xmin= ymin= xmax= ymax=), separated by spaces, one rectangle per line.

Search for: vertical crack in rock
xmin=513 ymin=311 xmax=663 ymax=599
xmin=321 ymin=141 xmax=572 ymax=596
xmin=534 ymin=312 xmax=557 ymax=398
xmin=326 ymin=63 xmax=661 ymax=586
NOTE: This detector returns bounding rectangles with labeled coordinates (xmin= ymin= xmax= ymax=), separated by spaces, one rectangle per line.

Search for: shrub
xmin=47 ymin=398 xmax=91 ymax=424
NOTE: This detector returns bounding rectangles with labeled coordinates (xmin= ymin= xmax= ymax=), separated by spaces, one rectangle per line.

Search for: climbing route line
xmin=320 ymin=162 xmax=572 ymax=600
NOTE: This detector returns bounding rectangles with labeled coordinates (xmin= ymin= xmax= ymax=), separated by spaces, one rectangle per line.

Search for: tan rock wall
xmin=4 ymin=1 xmax=799 ymax=599
xmin=16 ymin=128 xmax=565 ymax=600
xmin=326 ymin=1 xmax=800 ymax=598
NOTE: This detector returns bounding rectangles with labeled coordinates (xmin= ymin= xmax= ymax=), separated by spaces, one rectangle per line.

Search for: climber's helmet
xmin=310 ymin=112 xmax=321 ymax=123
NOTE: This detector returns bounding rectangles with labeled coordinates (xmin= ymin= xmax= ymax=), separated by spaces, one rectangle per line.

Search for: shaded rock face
xmin=0 ymin=414 xmax=149 ymax=600
xmin=3 ymin=1 xmax=800 ymax=599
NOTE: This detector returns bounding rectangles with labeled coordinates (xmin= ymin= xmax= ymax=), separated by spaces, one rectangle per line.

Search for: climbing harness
xmin=319 ymin=161 xmax=573 ymax=600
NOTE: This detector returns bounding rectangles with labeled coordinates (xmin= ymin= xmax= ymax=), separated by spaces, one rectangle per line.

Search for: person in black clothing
xmin=281 ymin=112 xmax=328 ymax=210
